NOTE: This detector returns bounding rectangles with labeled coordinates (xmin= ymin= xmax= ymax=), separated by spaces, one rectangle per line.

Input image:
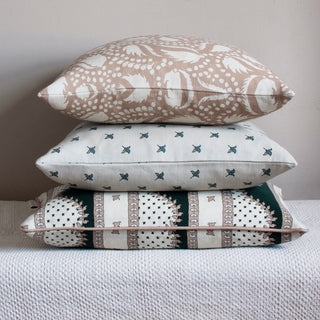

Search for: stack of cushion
xmin=21 ymin=35 xmax=307 ymax=249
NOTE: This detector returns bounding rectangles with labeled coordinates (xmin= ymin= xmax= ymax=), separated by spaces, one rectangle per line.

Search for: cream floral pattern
xmin=39 ymin=35 xmax=294 ymax=124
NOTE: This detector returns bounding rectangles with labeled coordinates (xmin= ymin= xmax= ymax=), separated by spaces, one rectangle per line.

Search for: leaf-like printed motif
xmin=242 ymin=76 xmax=277 ymax=96
xmin=222 ymin=57 xmax=248 ymax=74
xmin=123 ymin=74 xmax=151 ymax=103
xmin=197 ymin=78 xmax=225 ymax=93
xmin=159 ymin=36 xmax=179 ymax=42
xmin=140 ymin=45 xmax=162 ymax=57
xmin=198 ymin=42 xmax=207 ymax=51
xmin=164 ymin=71 xmax=182 ymax=107
xmin=123 ymin=45 xmax=146 ymax=56
xmin=241 ymin=54 xmax=266 ymax=69
xmin=211 ymin=45 xmax=232 ymax=52
xmin=77 ymin=54 xmax=107 ymax=68
xmin=161 ymin=49 xmax=202 ymax=63
xmin=164 ymin=70 xmax=194 ymax=108
xmin=255 ymin=78 xmax=277 ymax=95
xmin=44 ymin=77 xmax=69 ymax=111
xmin=198 ymin=94 xmax=230 ymax=105
xmin=223 ymin=114 xmax=250 ymax=124
xmin=255 ymin=95 xmax=278 ymax=113
xmin=75 ymin=84 xmax=98 ymax=101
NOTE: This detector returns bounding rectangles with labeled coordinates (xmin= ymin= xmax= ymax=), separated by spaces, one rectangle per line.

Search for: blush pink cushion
xmin=39 ymin=35 xmax=294 ymax=124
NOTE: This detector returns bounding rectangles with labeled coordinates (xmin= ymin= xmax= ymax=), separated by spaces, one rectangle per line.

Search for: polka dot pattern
xmin=231 ymin=191 xmax=276 ymax=246
xmin=21 ymin=183 xmax=307 ymax=249
xmin=42 ymin=197 xmax=87 ymax=247
xmin=137 ymin=193 xmax=181 ymax=249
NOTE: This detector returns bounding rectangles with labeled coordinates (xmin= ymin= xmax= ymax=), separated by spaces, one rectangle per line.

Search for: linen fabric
xmin=36 ymin=121 xmax=297 ymax=191
xmin=20 ymin=183 xmax=307 ymax=249
xmin=38 ymin=35 xmax=294 ymax=124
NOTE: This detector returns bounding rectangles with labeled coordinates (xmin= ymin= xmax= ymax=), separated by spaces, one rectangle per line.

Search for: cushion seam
xmin=39 ymin=87 xmax=293 ymax=97
xmin=37 ymin=160 xmax=296 ymax=166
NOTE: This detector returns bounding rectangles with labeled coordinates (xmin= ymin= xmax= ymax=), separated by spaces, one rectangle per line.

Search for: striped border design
xmin=187 ymin=192 xmax=199 ymax=249
xmin=33 ymin=206 xmax=46 ymax=242
xmin=127 ymin=192 xmax=139 ymax=249
xmin=93 ymin=192 xmax=105 ymax=248
xmin=221 ymin=190 xmax=234 ymax=247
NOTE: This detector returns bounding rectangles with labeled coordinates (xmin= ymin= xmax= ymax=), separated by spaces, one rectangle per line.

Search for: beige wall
xmin=1 ymin=0 xmax=319 ymax=200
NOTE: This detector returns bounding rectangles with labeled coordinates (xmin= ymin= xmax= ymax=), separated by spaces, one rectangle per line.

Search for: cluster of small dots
xmin=138 ymin=231 xmax=172 ymax=249
xmin=44 ymin=231 xmax=80 ymax=247
xmin=138 ymin=194 xmax=174 ymax=226
xmin=232 ymin=231 xmax=263 ymax=246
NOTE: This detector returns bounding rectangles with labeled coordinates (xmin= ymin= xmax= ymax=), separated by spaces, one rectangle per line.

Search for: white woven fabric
xmin=0 ymin=200 xmax=319 ymax=319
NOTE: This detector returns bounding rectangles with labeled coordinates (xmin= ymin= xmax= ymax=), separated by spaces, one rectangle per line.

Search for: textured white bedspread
xmin=0 ymin=200 xmax=319 ymax=320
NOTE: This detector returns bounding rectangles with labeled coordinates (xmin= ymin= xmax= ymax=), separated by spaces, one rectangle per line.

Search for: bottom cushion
xmin=20 ymin=183 xmax=307 ymax=249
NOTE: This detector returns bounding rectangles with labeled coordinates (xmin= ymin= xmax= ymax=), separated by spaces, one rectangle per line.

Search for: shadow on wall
xmin=0 ymin=73 xmax=79 ymax=200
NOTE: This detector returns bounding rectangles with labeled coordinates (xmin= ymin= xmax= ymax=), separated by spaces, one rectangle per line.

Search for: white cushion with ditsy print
xmin=36 ymin=121 xmax=296 ymax=191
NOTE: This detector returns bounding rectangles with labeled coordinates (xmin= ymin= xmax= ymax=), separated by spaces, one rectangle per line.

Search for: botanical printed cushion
xmin=20 ymin=183 xmax=307 ymax=249
xmin=38 ymin=35 xmax=294 ymax=124
xmin=36 ymin=121 xmax=297 ymax=191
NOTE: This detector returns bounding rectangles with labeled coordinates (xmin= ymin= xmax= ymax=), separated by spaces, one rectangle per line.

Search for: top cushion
xmin=39 ymin=35 xmax=294 ymax=124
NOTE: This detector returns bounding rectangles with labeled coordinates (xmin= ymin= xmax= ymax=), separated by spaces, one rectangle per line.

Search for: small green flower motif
xmin=175 ymin=131 xmax=184 ymax=138
xmin=87 ymin=146 xmax=96 ymax=154
xmin=157 ymin=145 xmax=166 ymax=153
xmin=192 ymin=145 xmax=201 ymax=153
xmin=50 ymin=171 xmax=59 ymax=177
xmin=122 ymin=146 xmax=131 ymax=154
xmin=120 ymin=173 xmax=129 ymax=181
xmin=210 ymin=132 xmax=219 ymax=138
xmin=263 ymin=148 xmax=272 ymax=156
xmin=155 ymin=172 xmax=165 ymax=180
xmin=140 ymin=133 xmax=149 ymax=139
xmin=225 ymin=169 xmax=236 ymax=177
xmin=51 ymin=147 xmax=61 ymax=153
xmin=262 ymin=168 xmax=271 ymax=176
xmin=84 ymin=173 xmax=94 ymax=181
xmin=227 ymin=145 xmax=237 ymax=154
xmin=105 ymin=133 xmax=114 ymax=140
xmin=190 ymin=169 xmax=200 ymax=178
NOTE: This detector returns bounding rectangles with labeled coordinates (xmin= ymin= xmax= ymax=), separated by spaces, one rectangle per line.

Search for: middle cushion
xmin=36 ymin=121 xmax=296 ymax=191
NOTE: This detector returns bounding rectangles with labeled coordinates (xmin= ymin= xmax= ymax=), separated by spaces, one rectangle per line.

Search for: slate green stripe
xmin=244 ymin=183 xmax=282 ymax=244
xmin=62 ymin=188 xmax=95 ymax=248
xmin=159 ymin=191 xmax=189 ymax=249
